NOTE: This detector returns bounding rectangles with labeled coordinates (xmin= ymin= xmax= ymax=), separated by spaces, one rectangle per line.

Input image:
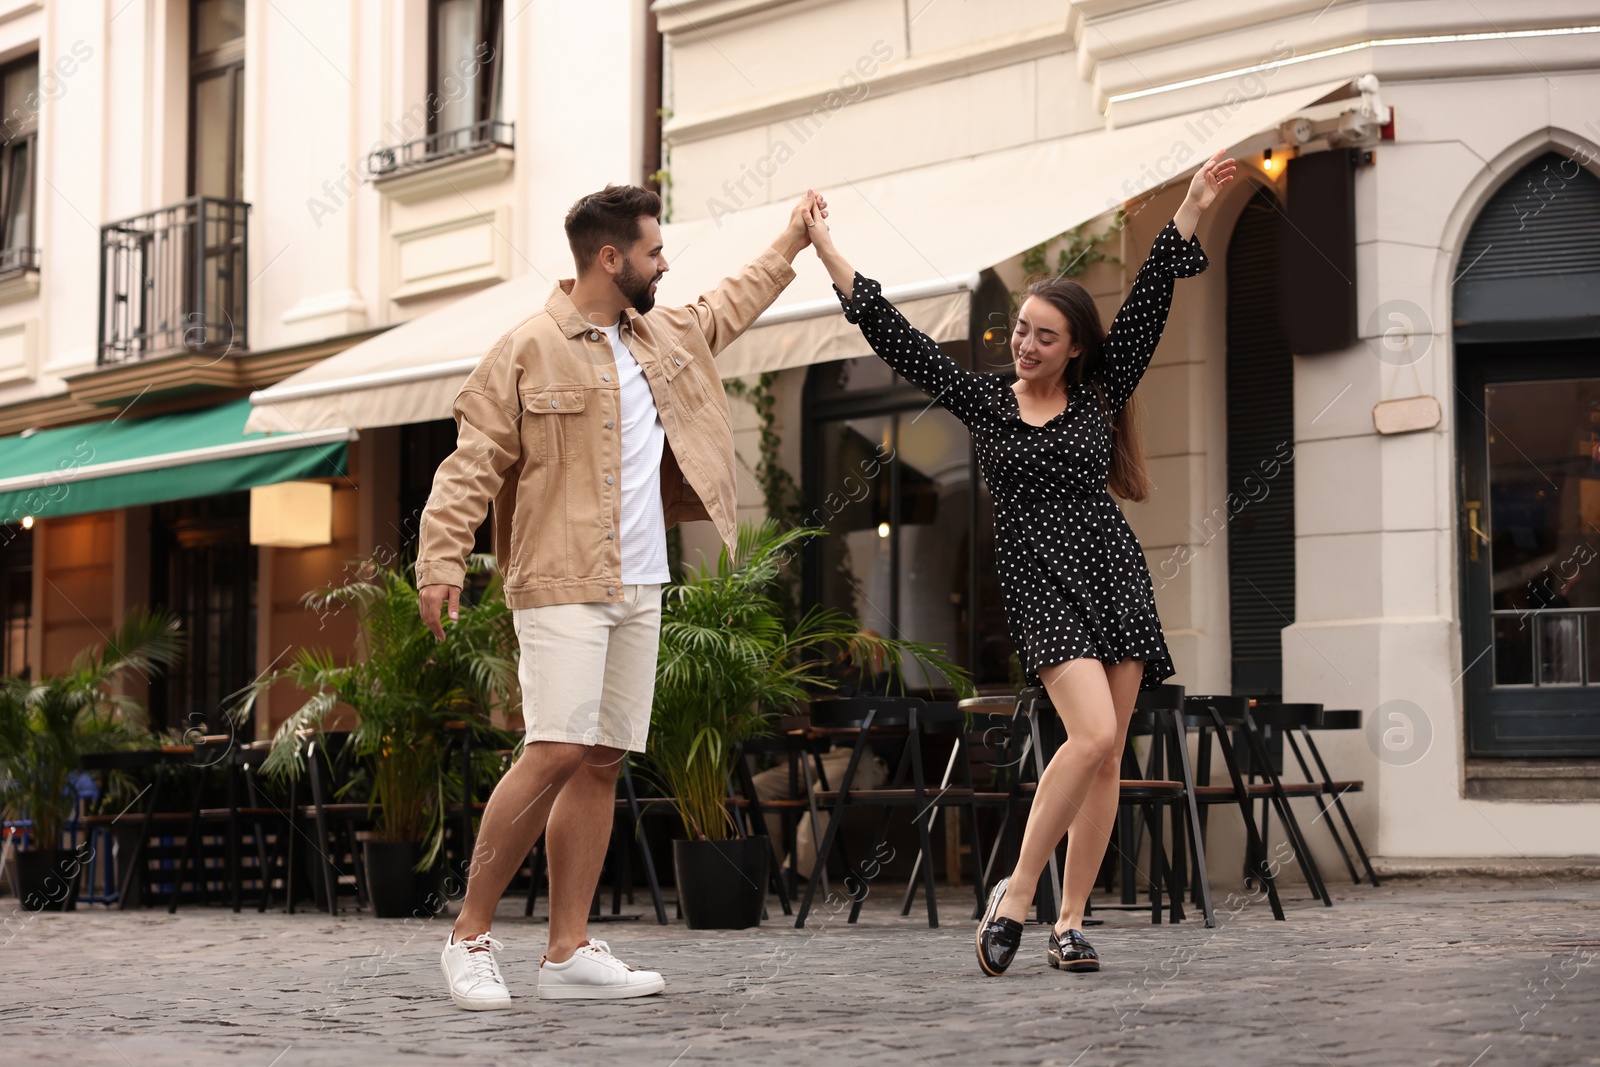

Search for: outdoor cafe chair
xmin=734 ymin=731 xmax=835 ymax=899
xmin=1121 ymin=684 xmax=1215 ymax=927
xmin=892 ymin=700 xmax=990 ymax=923
xmin=81 ymin=738 xmax=246 ymax=912
xmin=1180 ymin=695 xmax=1330 ymax=919
xmin=1289 ymin=708 xmax=1379 ymax=886
xmin=794 ymin=696 xmax=976 ymax=929
xmin=77 ymin=748 xmax=169 ymax=909
xmin=286 ymin=731 xmax=373 ymax=915
xmin=171 ymin=739 xmax=289 ymax=913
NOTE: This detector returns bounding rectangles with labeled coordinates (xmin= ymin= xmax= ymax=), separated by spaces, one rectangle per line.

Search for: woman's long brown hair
xmin=1021 ymin=278 xmax=1152 ymax=502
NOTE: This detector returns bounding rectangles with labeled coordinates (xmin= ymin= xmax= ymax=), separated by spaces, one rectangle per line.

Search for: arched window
xmin=1454 ymin=151 xmax=1600 ymax=758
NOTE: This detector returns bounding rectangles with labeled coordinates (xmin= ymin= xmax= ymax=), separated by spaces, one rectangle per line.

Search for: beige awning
xmin=246 ymin=79 xmax=1348 ymax=434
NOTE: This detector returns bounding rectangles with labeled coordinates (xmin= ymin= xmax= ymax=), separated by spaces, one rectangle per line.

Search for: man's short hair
xmin=564 ymin=184 xmax=662 ymax=272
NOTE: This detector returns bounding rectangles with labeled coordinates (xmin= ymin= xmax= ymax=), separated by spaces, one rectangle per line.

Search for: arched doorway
xmin=1225 ymin=184 xmax=1297 ymax=697
xmin=1454 ymin=151 xmax=1600 ymax=757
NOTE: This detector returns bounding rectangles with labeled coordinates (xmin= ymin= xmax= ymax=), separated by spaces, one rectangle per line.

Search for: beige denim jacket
xmin=415 ymin=247 xmax=796 ymax=609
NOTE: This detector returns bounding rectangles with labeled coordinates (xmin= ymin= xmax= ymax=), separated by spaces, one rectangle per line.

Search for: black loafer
xmin=976 ymin=877 xmax=1024 ymax=977
xmin=1048 ymin=927 xmax=1100 ymax=972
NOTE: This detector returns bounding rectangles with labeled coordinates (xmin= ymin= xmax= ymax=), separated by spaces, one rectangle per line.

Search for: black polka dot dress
xmin=835 ymin=220 xmax=1208 ymax=691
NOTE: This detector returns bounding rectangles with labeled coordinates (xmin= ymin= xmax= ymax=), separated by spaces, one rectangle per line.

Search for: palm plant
xmin=231 ymin=556 xmax=518 ymax=869
xmin=0 ymin=609 xmax=183 ymax=849
xmin=649 ymin=520 xmax=974 ymax=841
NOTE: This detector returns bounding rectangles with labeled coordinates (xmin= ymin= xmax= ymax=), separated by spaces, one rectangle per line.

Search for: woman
xmin=801 ymin=149 xmax=1234 ymax=976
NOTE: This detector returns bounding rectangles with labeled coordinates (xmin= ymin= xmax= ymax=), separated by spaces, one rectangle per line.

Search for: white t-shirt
xmin=597 ymin=322 xmax=671 ymax=585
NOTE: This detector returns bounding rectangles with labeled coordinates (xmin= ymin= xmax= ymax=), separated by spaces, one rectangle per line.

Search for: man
xmin=418 ymin=184 xmax=818 ymax=1008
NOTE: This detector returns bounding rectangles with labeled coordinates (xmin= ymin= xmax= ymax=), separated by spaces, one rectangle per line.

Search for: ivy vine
xmin=1014 ymin=213 xmax=1126 ymax=303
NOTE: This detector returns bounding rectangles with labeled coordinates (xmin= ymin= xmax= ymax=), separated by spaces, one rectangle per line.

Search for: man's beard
xmin=617 ymin=259 xmax=661 ymax=315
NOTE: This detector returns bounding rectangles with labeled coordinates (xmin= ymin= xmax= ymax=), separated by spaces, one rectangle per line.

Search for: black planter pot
xmin=15 ymin=847 xmax=85 ymax=912
xmin=362 ymin=840 xmax=428 ymax=918
xmin=672 ymin=836 xmax=769 ymax=930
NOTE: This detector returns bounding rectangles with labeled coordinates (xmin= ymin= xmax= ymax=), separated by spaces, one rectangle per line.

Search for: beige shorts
xmin=510 ymin=584 xmax=662 ymax=754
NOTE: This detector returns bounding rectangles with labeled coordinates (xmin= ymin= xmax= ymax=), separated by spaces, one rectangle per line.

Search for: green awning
xmin=0 ymin=398 xmax=354 ymax=523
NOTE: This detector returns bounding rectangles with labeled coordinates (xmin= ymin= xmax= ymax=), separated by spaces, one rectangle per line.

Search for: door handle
xmin=1465 ymin=500 xmax=1489 ymax=562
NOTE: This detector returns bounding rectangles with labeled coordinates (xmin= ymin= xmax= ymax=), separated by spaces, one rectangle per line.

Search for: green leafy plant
xmin=0 ymin=609 xmax=182 ymax=849
xmin=648 ymin=520 xmax=974 ymax=841
xmin=724 ymin=372 xmax=804 ymax=614
xmin=1017 ymin=214 xmax=1126 ymax=293
xmin=231 ymin=557 xmax=518 ymax=869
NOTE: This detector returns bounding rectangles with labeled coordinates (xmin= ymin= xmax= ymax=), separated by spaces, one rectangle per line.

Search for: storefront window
xmin=149 ymin=493 xmax=256 ymax=733
xmin=804 ymin=353 xmax=1013 ymax=692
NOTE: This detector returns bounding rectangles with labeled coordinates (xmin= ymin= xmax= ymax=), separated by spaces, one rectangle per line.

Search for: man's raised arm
xmin=690 ymin=192 xmax=825 ymax=356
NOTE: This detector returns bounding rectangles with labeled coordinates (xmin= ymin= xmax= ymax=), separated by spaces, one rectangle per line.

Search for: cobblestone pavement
xmin=2 ymin=874 xmax=1598 ymax=1067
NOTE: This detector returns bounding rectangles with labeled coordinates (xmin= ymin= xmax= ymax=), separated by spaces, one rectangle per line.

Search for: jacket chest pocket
xmin=662 ymin=345 xmax=711 ymax=412
xmin=520 ymin=386 xmax=587 ymax=462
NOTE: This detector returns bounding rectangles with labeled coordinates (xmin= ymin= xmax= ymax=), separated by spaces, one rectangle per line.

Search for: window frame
xmin=0 ymin=51 xmax=39 ymax=277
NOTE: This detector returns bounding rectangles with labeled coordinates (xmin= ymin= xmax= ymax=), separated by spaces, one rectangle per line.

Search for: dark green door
xmin=1457 ymin=346 xmax=1600 ymax=756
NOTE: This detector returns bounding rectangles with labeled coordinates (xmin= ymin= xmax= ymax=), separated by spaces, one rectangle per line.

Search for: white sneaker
xmin=537 ymin=939 xmax=666 ymax=1000
xmin=441 ymin=932 xmax=512 ymax=1010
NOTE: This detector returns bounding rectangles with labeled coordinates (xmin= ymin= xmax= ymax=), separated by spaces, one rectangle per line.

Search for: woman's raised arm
xmin=803 ymin=195 xmax=1000 ymax=431
xmin=1100 ymin=152 xmax=1232 ymax=414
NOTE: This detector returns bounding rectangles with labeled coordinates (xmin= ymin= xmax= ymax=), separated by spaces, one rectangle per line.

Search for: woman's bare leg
xmin=1056 ymin=657 xmax=1144 ymax=933
xmin=994 ymin=657 xmax=1119 ymax=925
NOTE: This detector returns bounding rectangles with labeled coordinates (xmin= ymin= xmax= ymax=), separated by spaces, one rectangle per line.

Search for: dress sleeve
xmin=836 ymin=273 xmax=999 ymax=431
xmin=1100 ymin=220 xmax=1208 ymax=415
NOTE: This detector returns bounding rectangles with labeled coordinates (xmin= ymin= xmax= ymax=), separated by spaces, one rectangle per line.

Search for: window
xmin=368 ymin=1 xmax=508 ymax=176
xmin=189 ymin=0 xmax=244 ymax=201
xmin=803 ymin=342 xmax=1016 ymax=694
xmin=431 ymin=0 xmax=502 ymax=137
xmin=0 ymin=53 xmax=39 ymax=275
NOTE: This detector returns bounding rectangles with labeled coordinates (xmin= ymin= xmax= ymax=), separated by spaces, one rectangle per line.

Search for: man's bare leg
xmin=543 ymin=745 xmax=624 ymax=963
xmin=451 ymin=740 xmax=588 ymax=941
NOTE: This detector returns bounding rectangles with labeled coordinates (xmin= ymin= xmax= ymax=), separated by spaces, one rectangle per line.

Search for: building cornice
xmin=664 ymin=19 xmax=1073 ymax=145
xmin=653 ymin=0 xmax=834 ymax=37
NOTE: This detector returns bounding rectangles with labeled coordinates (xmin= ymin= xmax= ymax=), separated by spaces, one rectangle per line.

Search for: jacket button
xmin=607 ymin=586 xmax=616 ymax=595
xmin=550 ymin=399 xmax=559 ymax=409
xmin=602 ymin=373 xmax=611 ymax=381
xmin=587 ymin=329 xmax=602 ymax=342
xmin=673 ymin=357 xmax=682 ymax=366
xmin=607 ymin=530 xmax=615 ymax=539
xmin=605 ymin=475 xmax=614 ymax=485
xmin=605 ymin=420 xmax=614 ymax=429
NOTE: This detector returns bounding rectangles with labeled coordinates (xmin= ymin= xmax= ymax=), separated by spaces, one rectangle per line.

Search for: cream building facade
xmin=0 ymin=0 xmax=1594 ymax=886
xmin=0 ymin=0 xmax=658 ymax=728
xmin=651 ymin=0 xmax=1600 ymax=868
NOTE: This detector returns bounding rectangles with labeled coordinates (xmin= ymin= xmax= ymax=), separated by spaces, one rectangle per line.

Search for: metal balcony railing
xmin=98 ymin=196 xmax=250 ymax=365
xmin=366 ymin=119 xmax=514 ymax=178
